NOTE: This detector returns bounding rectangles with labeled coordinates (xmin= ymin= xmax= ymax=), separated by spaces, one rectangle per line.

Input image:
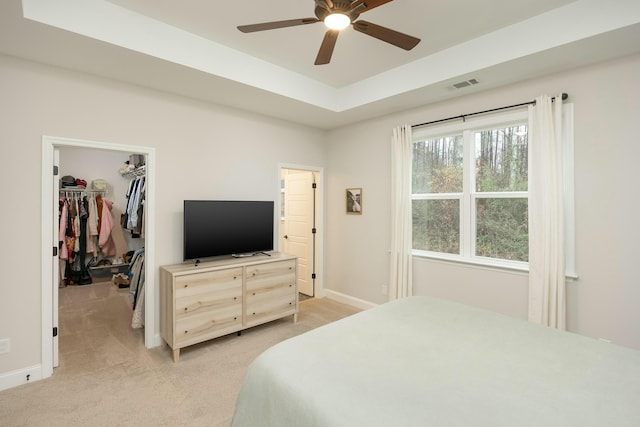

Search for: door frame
xmin=41 ymin=136 xmax=158 ymax=379
xmin=281 ymin=169 xmax=315 ymax=296
xmin=52 ymin=148 xmax=59 ymax=368
xmin=277 ymin=163 xmax=324 ymax=298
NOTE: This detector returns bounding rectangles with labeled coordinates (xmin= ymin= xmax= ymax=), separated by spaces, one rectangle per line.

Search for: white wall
xmin=1 ymin=49 xmax=639 ymax=390
xmin=0 ymin=54 xmax=326 ymax=379
xmin=325 ymin=53 xmax=640 ymax=350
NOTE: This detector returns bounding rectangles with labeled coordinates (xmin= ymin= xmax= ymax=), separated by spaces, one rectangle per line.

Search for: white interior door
xmin=282 ymin=170 xmax=314 ymax=296
xmin=52 ymin=148 xmax=60 ymax=368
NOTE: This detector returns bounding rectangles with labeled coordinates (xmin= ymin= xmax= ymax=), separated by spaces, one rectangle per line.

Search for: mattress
xmin=231 ymin=296 xmax=640 ymax=426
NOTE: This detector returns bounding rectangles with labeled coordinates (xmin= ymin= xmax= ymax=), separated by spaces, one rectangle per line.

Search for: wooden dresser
xmin=160 ymin=253 xmax=297 ymax=362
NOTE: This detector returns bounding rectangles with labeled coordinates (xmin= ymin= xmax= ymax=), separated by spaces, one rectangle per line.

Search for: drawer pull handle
xmin=252 ymin=292 xmax=256 ymax=296
xmin=234 ymin=317 xmax=237 ymax=320
xmin=184 ymin=284 xmax=188 ymax=288
xmin=184 ymin=308 xmax=188 ymax=311
xmin=253 ymin=312 xmax=256 ymax=315
xmin=233 ymin=297 xmax=237 ymax=300
xmin=184 ymin=330 xmax=189 ymax=334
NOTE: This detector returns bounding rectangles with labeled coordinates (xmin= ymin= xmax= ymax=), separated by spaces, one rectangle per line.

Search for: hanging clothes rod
xmin=411 ymin=93 xmax=568 ymax=129
xmin=59 ymin=189 xmax=107 ymax=196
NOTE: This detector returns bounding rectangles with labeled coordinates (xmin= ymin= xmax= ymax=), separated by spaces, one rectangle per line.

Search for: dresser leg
xmin=172 ymin=348 xmax=180 ymax=363
xmin=293 ymin=313 xmax=298 ymax=323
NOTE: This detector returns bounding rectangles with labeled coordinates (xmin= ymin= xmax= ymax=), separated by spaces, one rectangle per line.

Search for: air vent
xmin=452 ymin=78 xmax=480 ymax=89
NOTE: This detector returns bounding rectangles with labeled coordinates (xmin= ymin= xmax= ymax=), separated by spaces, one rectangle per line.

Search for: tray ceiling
xmin=1 ymin=0 xmax=640 ymax=129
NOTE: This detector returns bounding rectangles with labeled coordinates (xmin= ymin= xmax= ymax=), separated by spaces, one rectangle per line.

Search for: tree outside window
xmin=412 ymin=119 xmax=529 ymax=266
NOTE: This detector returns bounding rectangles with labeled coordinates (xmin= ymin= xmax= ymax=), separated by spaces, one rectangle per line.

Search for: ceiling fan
xmin=237 ymin=0 xmax=421 ymax=65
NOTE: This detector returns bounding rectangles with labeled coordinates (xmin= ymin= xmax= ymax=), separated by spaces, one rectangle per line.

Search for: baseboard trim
xmin=0 ymin=364 xmax=43 ymax=392
xmin=150 ymin=333 xmax=162 ymax=349
xmin=323 ymin=290 xmax=378 ymax=310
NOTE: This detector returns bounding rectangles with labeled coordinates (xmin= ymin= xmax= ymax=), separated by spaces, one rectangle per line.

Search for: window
xmin=412 ymin=111 xmax=530 ymax=269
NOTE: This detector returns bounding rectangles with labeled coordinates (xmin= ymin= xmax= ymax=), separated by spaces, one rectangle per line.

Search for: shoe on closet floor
xmin=112 ymin=273 xmax=130 ymax=288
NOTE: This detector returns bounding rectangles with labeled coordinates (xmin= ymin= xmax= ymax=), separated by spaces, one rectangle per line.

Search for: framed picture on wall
xmin=346 ymin=188 xmax=362 ymax=214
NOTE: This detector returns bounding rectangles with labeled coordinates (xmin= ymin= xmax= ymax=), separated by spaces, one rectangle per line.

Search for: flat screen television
xmin=183 ymin=200 xmax=274 ymax=261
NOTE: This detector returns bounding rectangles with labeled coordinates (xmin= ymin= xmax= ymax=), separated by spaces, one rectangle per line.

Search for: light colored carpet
xmin=0 ymin=281 xmax=360 ymax=427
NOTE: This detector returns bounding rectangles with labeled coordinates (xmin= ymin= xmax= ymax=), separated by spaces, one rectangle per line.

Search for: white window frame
xmin=411 ymin=106 xmax=575 ymax=275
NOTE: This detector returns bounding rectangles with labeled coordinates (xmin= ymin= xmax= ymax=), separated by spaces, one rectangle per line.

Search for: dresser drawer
xmin=175 ymin=303 xmax=242 ymax=348
xmin=246 ymin=281 xmax=295 ymax=304
xmin=246 ymin=260 xmax=296 ymax=292
xmin=176 ymin=284 xmax=242 ymax=318
xmin=175 ymin=267 xmax=243 ymax=299
xmin=246 ymin=284 xmax=296 ymax=327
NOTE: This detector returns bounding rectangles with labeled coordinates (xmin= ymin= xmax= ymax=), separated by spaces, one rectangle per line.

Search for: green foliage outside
xmin=413 ymin=199 xmax=460 ymax=254
xmin=412 ymin=126 xmax=529 ymax=261
xmin=476 ymin=198 xmax=528 ymax=261
xmin=412 ymin=135 xmax=462 ymax=253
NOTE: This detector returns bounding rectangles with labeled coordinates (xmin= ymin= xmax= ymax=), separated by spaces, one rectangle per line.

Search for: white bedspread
xmin=231 ymin=296 xmax=640 ymax=426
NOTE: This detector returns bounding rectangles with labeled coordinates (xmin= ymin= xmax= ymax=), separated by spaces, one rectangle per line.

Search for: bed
xmin=231 ymin=296 xmax=640 ymax=426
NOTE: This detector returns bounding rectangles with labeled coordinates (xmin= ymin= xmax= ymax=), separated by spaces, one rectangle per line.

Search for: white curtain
xmin=528 ymin=95 xmax=566 ymax=329
xmin=389 ymin=125 xmax=413 ymax=300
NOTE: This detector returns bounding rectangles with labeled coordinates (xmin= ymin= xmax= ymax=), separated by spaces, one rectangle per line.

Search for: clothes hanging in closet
xmin=58 ymin=193 xmax=116 ymax=286
xmin=98 ymin=195 xmax=117 ymax=257
xmin=123 ymin=176 xmax=145 ymax=238
xmin=59 ymin=195 xmax=90 ymax=285
xmin=129 ymin=248 xmax=145 ymax=329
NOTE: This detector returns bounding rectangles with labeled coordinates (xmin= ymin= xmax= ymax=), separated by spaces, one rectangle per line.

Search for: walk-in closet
xmin=57 ymin=146 xmax=147 ymax=369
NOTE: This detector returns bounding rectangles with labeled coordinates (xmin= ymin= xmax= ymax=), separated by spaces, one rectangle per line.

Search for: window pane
xmin=413 ymin=135 xmax=463 ymax=193
xmin=475 ymin=198 xmax=528 ymax=261
xmin=413 ymin=199 xmax=460 ymax=254
xmin=475 ymin=125 xmax=528 ymax=192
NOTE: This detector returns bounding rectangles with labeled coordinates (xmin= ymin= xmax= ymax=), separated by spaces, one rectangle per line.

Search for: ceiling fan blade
xmin=350 ymin=0 xmax=393 ymax=13
xmin=238 ymin=18 xmax=319 ymax=33
xmin=315 ymin=30 xmax=340 ymax=65
xmin=352 ymin=20 xmax=420 ymax=50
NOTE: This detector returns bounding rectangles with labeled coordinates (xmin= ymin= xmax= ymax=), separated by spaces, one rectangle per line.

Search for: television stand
xmin=232 ymin=251 xmax=272 ymax=258
xmin=159 ymin=252 xmax=298 ymax=362
xmin=231 ymin=252 xmax=257 ymax=258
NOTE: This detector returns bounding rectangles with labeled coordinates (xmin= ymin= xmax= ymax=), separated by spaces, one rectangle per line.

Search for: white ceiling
xmin=2 ymin=0 xmax=640 ymax=129
xmin=107 ymin=0 xmax=578 ymax=88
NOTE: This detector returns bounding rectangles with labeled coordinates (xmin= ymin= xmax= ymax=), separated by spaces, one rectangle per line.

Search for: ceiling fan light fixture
xmin=238 ymin=0 xmax=422 ymax=65
xmin=324 ymin=13 xmax=350 ymax=30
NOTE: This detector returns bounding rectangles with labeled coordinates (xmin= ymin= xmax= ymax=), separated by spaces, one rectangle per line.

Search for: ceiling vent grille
xmin=452 ymin=78 xmax=479 ymax=89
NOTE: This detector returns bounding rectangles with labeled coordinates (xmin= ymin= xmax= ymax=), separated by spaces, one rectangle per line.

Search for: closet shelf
xmin=121 ymin=165 xmax=146 ymax=179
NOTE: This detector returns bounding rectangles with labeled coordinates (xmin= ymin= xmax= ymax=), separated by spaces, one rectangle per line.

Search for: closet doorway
xmin=279 ymin=165 xmax=322 ymax=299
xmin=41 ymin=136 xmax=156 ymax=380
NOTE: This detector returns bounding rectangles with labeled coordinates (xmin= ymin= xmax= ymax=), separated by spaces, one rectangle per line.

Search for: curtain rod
xmin=411 ymin=93 xmax=568 ymax=129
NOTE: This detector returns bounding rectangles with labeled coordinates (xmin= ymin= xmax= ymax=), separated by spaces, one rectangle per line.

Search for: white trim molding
xmin=40 ymin=135 xmax=158 ymax=385
xmin=323 ymin=290 xmax=377 ymax=311
xmin=278 ymin=163 xmax=325 ymax=300
xmin=0 ymin=365 xmax=42 ymax=392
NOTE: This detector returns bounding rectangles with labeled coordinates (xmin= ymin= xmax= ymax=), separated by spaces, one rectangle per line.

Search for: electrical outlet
xmin=0 ymin=338 xmax=9 ymax=355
